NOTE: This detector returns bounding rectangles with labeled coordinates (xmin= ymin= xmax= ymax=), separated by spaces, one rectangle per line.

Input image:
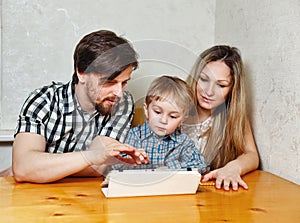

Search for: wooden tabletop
xmin=0 ymin=170 xmax=299 ymax=222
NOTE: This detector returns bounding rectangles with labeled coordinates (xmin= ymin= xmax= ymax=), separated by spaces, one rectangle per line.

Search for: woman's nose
xmin=204 ymin=83 xmax=214 ymax=96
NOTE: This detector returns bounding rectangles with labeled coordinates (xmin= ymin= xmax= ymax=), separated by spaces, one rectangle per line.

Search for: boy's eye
xmin=170 ymin=115 xmax=179 ymax=119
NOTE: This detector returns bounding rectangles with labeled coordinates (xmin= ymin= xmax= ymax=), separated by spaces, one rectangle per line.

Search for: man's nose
xmin=112 ymin=83 xmax=123 ymax=97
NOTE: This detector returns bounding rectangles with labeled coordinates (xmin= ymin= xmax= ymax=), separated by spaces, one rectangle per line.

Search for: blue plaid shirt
xmin=122 ymin=121 xmax=207 ymax=174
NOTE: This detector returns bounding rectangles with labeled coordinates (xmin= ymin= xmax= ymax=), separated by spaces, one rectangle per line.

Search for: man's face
xmin=78 ymin=65 xmax=132 ymax=115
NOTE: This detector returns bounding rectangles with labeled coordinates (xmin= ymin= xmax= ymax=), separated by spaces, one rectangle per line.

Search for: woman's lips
xmin=202 ymin=95 xmax=213 ymax=103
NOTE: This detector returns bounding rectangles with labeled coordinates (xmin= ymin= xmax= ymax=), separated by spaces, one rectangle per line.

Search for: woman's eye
xmin=200 ymin=77 xmax=208 ymax=82
xmin=170 ymin=115 xmax=178 ymax=119
xmin=218 ymin=84 xmax=230 ymax=88
xmin=154 ymin=110 xmax=161 ymax=114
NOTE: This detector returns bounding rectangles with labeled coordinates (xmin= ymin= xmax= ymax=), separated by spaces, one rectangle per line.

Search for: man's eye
xmin=102 ymin=81 xmax=114 ymax=86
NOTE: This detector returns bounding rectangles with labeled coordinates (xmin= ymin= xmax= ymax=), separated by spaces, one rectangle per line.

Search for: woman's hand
xmin=202 ymin=165 xmax=248 ymax=191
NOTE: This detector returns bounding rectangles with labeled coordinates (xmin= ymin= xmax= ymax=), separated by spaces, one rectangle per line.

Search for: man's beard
xmin=95 ymin=96 xmax=120 ymax=115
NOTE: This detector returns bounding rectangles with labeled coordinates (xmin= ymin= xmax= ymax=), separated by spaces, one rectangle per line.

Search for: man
xmin=12 ymin=30 xmax=148 ymax=183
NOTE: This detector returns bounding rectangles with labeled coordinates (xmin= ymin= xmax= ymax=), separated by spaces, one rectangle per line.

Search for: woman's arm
xmin=202 ymin=120 xmax=259 ymax=190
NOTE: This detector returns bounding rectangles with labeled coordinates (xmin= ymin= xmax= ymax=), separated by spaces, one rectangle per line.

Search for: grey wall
xmin=0 ymin=0 xmax=215 ymax=131
xmin=0 ymin=0 xmax=215 ymax=170
xmin=215 ymin=0 xmax=300 ymax=184
xmin=1 ymin=0 xmax=299 ymax=185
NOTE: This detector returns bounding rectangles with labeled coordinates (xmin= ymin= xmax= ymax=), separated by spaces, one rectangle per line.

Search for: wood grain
xmin=1 ymin=170 xmax=299 ymax=222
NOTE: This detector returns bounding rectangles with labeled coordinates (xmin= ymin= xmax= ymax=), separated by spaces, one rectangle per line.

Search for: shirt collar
xmin=62 ymin=81 xmax=76 ymax=114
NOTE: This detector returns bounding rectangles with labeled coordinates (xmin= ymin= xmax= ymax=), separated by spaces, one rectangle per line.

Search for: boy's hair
xmin=145 ymin=75 xmax=195 ymax=115
xmin=72 ymin=30 xmax=138 ymax=84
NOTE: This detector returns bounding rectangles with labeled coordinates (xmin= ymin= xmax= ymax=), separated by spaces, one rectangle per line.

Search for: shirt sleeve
xmin=14 ymin=86 xmax=52 ymax=137
xmin=124 ymin=125 xmax=142 ymax=148
xmin=100 ymin=91 xmax=134 ymax=143
xmin=168 ymin=135 xmax=208 ymax=174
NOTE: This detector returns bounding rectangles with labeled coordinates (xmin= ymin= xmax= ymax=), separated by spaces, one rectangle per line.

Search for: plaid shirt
xmin=15 ymin=81 xmax=134 ymax=153
xmin=123 ymin=121 xmax=207 ymax=174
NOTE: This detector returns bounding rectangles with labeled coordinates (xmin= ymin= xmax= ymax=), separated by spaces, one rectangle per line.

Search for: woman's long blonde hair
xmin=186 ymin=45 xmax=247 ymax=169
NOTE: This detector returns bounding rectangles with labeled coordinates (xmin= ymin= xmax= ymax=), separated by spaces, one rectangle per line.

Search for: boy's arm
xmin=179 ymin=137 xmax=207 ymax=174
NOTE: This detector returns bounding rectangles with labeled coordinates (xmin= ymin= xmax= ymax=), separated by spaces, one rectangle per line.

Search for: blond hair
xmin=186 ymin=45 xmax=247 ymax=169
xmin=146 ymin=75 xmax=195 ymax=116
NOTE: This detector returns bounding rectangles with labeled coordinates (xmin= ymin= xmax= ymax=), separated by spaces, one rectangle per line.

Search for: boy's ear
xmin=183 ymin=114 xmax=189 ymax=121
xmin=143 ymin=103 xmax=149 ymax=120
xmin=178 ymin=115 xmax=188 ymax=128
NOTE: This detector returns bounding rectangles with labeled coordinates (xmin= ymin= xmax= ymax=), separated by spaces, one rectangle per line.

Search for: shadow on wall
xmin=0 ymin=167 xmax=12 ymax=177
xmin=0 ymin=141 xmax=13 ymax=177
xmin=244 ymin=63 xmax=262 ymax=170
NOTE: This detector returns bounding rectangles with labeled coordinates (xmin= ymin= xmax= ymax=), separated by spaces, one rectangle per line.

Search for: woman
xmin=183 ymin=45 xmax=259 ymax=191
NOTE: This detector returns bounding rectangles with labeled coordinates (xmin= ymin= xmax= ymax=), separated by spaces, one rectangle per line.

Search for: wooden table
xmin=0 ymin=170 xmax=299 ymax=222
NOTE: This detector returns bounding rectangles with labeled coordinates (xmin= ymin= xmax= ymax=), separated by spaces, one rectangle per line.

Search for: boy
xmin=118 ymin=75 xmax=207 ymax=173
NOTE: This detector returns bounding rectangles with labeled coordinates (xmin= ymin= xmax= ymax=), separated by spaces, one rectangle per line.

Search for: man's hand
xmin=81 ymin=136 xmax=149 ymax=166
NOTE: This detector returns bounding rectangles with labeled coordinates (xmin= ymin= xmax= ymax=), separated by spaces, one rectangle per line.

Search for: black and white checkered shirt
xmin=15 ymin=81 xmax=134 ymax=153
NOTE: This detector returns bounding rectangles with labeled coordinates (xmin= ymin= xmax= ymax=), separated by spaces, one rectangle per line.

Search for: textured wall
xmin=215 ymin=0 xmax=300 ymax=184
xmin=3 ymin=1 xmax=298 ymax=185
xmin=0 ymin=0 xmax=215 ymax=131
xmin=0 ymin=0 xmax=215 ymax=170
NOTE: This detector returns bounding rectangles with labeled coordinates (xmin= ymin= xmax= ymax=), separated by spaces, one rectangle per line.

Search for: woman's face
xmin=196 ymin=60 xmax=232 ymax=111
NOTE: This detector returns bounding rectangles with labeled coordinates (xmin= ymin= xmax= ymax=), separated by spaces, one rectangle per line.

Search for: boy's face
xmin=144 ymin=99 xmax=186 ymax=136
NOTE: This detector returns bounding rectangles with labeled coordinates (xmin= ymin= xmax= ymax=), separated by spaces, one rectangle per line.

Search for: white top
xmin=181 ymin=117 xmax=213 ymax=154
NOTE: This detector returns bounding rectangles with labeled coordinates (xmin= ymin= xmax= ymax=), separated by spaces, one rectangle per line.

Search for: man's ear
xmin=143 ymin=103 xmax=149 ymax=120
xmin=76 ymin=69 xmax=86 ymax=83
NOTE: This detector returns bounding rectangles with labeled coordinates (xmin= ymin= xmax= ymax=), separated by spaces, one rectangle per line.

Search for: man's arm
xmin=12 ymin=133 xmax=148 ymax=183
xmin=12 ymin=132 xmax=90 ymax=183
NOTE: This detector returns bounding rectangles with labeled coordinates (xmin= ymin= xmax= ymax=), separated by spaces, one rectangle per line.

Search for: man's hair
xmin=145 ymin=75 xmax=195 ymax=116
xmin=72 ymin=30 xmax=138 ymax=84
